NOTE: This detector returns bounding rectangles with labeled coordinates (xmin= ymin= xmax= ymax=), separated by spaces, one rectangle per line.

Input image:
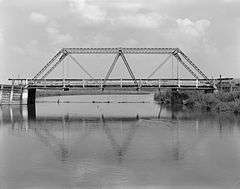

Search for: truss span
xmin=31 ymin=47 xmax=211 ymax=86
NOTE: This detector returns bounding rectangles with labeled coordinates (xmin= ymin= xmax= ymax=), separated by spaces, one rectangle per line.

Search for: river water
xmin=0 ymin=95 xmax=240 ymax=189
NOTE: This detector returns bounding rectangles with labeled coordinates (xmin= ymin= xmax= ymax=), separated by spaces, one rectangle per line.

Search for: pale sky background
xmin=0 ymin=0 xmax=240 ymax=82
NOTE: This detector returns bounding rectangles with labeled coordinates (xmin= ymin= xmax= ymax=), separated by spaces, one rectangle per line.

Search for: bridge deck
xmin=9 ymin=78 xmax=214 ymax=90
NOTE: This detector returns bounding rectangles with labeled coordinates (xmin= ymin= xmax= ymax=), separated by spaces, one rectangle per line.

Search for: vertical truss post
xmin=83 ymin=79 xmax=85 ymax=88
xmin=100 ymin=79 xmax=103 ymax=90
xmin=171 ymin=54 xmax=174 ymax=79
xmin=177 ymin=57 xmax=179 ymax=80
xmin=44 ymin=79 xmax=47 ymax=88
xmin=158 ymin=79 xmax=161 ymax=88
xmin=62 ymin=78 xmax=65 ymax=88
xmin=196 ymin=79 xmax=199 ymax=88
xmin=178 ymin=79 xmax=181 ymax=88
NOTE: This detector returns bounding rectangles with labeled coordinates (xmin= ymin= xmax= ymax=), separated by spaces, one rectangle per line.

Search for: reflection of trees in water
xmin=171 ymin=121 xmax=183 ymax=161
xmin=217 ymin=113 xmax=240 ymax=137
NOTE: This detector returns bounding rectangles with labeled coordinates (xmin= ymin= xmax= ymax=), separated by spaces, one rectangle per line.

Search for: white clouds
xmin=111 ymin=1 xmax=142 ymax=11
xmin=0 ymin=26 xmax=5 ymax=82
xmin=29 ymin=12 xmax=48 ymax=24
xmin=68 ymin=0 xmax=164 ymax=28
xmin=46 ymin=25 xmax=73 ymax=44
xmin=176 ymin=18 xmax=210 ymax=38
xmin=0 ymin=27 xmax=4 ymax=59
xmin=29 ymin=11 xmax=72 ymax=45
xmin=0 ymin=28 xmax=3 ymax=44
xmin=11 ymin=40 xmax=39 ymax=56
xmin=69 ymin=0 xmax=106 ymax=23
xmin=1 ymin=0 xmax=239 ymax=79
xmin=165 ymin=18 xmax=214 ymax=55
xmin=115 ymin=13 xmax=163 ymax=29
xmin=223 ymin=0 xmax=239 ymax=2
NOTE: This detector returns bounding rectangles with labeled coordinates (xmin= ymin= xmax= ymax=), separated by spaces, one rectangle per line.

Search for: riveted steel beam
xmin=62 ymin=47 xmax=177 ymax=54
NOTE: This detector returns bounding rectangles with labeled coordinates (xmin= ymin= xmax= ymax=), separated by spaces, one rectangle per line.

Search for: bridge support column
xmin=27 ymin=88 xmax=36 ymax=105
xmin=21 ymin=88 xmax=36 ymax=105
xmin=27 ymin=104 xmax=36 ymax=120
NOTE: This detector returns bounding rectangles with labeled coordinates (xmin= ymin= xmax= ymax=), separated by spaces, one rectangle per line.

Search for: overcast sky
xmin=0 ymin=0 xmax=240 ymax=82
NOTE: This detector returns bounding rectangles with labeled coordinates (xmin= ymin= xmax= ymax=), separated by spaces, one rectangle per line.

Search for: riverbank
xmin=36 ymin=89 xmax=152 ymax=97
xmin=155 ymin=90 xmax=240 ymax=114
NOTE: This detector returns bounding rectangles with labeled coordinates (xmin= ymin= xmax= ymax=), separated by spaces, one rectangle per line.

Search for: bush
xmin=173 ymin=91 xmax=239 ymax=113
xmin=228 ymin=99 xmax=240 ymax=114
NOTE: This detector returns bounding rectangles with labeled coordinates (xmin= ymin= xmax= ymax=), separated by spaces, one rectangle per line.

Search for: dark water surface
xmin=0 ymin=95 xmax=240 ymax=189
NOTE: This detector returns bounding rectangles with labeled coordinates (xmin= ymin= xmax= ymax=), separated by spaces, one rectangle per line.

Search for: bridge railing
xmin=8 ymin=78 xmax=213 ymax=89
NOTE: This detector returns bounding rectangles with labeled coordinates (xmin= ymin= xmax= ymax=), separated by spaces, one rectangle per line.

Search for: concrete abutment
xmin=0 ymin=85 xmax=36 ymax=105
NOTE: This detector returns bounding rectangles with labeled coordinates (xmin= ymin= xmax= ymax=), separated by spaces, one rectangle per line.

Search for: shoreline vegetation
xmin=154 ymin=90 xmax=240 ymax=114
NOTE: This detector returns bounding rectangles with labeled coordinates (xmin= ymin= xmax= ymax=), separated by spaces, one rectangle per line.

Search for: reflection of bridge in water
xmin=0 ymin=105 xmax=143 ymax=162
xmin=0 ymin=104 xmax=230 ymax=162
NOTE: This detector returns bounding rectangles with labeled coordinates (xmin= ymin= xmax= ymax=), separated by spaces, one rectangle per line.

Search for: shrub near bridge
xmin=155 ymin=90 xmax=240 ymax=113
xmin=184 ymin=91 xmax=240 ymax=113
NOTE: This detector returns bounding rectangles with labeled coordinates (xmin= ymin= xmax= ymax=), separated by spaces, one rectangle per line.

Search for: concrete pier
xmin=27 ymin=89 xmax=36 ymax=105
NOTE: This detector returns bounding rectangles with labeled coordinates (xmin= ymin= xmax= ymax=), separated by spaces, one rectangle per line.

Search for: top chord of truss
xmin=61 ymin=47 xmax=178 ymax=54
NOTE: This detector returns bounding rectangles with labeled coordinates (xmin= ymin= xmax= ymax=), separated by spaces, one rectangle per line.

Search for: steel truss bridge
xmin=9 ymin=47 xmax=214 ymax=91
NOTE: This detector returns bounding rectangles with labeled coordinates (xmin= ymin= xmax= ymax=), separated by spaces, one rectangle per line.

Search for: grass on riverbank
xmin=155 ymin=90 xmax=240 ymax=114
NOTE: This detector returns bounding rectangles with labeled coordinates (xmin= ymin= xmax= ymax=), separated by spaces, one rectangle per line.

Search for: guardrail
xmin=8 ymin=78 xmax=214 ymax=89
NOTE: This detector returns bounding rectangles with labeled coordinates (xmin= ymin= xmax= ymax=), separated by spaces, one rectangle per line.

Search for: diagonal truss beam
xmin=178 ymin=50 xmax=209 ymax=80
xmin=173 ymin=53 xmax=199 ymax=79
xmin=68 ymin=55 xmax=95 ymax=80
xmin=41 ymin=52 xmax=68 ymax=79
xmin=103 ymin=52 xmax=121 ymax=86
xmin=33 ymin=51 xmax=62 ymax=79
xmin=147 ymin=54 xmax=172 ymax=79
xmin=103 ymin=50 xmax=138 ymax=87
xmin=119 ymin=51 xmax=138 ymax=85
